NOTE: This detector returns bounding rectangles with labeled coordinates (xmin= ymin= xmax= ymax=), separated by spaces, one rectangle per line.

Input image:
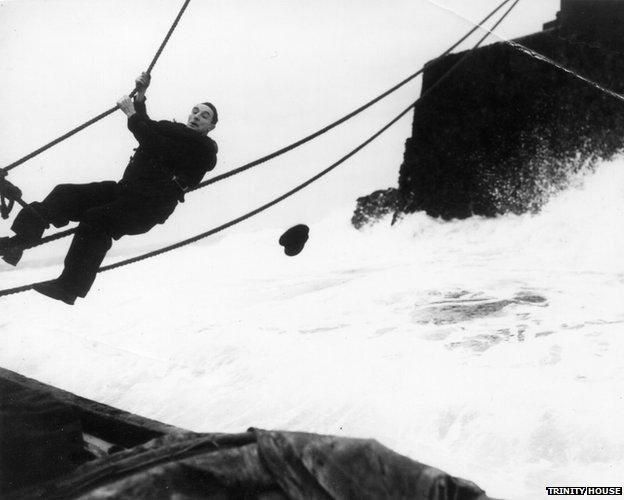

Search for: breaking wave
xmin=2 ymin=156 xmax=624 ymax=499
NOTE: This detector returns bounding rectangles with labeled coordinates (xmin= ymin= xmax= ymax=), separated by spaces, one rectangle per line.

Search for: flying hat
xmin=278 ymin=224 xmax=309 ymax=256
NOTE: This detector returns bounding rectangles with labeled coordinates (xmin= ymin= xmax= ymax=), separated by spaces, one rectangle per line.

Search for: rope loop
xmin=0 ymin=0 xmax=520 ymax=299
xmin=0 ymin=172 xmax=21 ymax=220
xmin=0 ymin=0 xmax=517 ymax=253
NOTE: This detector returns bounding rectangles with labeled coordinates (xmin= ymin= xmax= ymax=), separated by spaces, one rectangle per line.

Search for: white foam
xmin=3 ymin=157 xmax=624 ymax=499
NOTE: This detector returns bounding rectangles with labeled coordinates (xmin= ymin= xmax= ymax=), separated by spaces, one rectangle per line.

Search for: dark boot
xmin=0 ymin=236 xmax=24 ymax=266
xmin=4 ymin=200 xmax=51 ymax=266
xmin=32 ymin=280 xmax=77 ymax=305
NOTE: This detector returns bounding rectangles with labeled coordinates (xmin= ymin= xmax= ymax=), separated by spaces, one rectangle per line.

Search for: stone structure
xmin=353 ymin=0 xmax=624 ymax=225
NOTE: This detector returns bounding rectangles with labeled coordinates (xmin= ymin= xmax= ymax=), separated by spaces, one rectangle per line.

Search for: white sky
xmin=0 ymin=0 xmax=560 ymax=247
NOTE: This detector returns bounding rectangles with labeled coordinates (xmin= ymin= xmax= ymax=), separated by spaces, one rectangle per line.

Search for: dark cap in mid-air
xmin=278 ymin=224 xmax=309 ymax=256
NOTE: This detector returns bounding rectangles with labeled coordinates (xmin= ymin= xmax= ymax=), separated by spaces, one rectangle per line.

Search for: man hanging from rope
xmin=0 ymin=73 xmax=218 ymax=305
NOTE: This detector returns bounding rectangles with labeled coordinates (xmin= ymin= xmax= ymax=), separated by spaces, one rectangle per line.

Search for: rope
xmin=191 ymin=0 xmax=517 ymax=191
xmin=0 ymin=0 xmax=520 ymax=299
xmin=507 ymin=40 xmax=624 ymax=104
xmin=144 ymin=0 xmax=192 ymax=76
xmin=1 ymin=0 xmax=192 ymax=174
xmin=429 ymin=0 xmax=624 ymax=104
xmin=1 ymin=0 xmax=515 ymax=254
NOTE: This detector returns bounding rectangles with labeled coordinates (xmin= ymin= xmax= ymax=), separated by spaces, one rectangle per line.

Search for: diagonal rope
xmin=0 ymin=0 xmax=521 ymax=299
xmin=507 ymin=40 xmax=624 ymax=103
xmin=144 ymin=0 xmax=193 ymax=76
xmin=191 ymin=0 xmax=516 ymax=191
xmin=2 ymin=0 xmax=515 ymax=254
xmin=1 ymin=0 xmax=192 ymax=174
xmin=427 ymin=0 xmax=624 ymax=103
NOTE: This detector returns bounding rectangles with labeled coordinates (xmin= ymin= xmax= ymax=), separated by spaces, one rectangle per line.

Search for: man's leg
xmin=36 ymin=192 xmax=176 ymax=302
xmin=1 ymin=182 xmax=118 ymax=266
xmin=58 ymin=218 xmax=114 ymax=299
xmin=32 ymin=214 xmax=115 ymax=304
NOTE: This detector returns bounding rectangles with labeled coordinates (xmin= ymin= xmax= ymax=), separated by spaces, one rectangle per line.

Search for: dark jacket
xmin=120 ymin=97 xmax=218 ymax=200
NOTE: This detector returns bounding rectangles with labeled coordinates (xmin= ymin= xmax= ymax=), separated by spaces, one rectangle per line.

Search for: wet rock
xmin=351 ymin=187 xmax=398 ymax=229
xmin=354 ymin=2 xmax=624 ymax=222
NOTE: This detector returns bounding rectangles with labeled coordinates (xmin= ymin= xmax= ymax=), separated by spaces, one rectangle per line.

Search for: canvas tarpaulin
xmin=9 ymin=428 xmax=495 ymax=499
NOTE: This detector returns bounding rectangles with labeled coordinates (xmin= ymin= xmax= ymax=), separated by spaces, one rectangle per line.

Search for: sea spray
xmin=2 ymin=156 xmax=624 ymax=499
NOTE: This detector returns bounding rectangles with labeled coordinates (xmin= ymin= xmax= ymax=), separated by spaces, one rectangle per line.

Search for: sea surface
xmin=2 ymin=158 xmax=624 ymax=499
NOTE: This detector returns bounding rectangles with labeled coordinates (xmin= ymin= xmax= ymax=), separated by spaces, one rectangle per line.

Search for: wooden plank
xmin=0 ymin=367 xmax=184 ymax=447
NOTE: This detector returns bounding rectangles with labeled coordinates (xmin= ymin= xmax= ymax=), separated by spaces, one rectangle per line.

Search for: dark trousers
xmin=12 ymin=181 xmax=177 ymax=297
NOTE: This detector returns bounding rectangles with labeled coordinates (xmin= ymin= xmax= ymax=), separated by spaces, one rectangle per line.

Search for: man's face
xmin=187 ymin=104 xmax=215 ymax=134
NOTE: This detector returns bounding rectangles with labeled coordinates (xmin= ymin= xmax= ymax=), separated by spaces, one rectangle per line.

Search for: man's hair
xmin=202 ymin=102 xmax=218 ymax=125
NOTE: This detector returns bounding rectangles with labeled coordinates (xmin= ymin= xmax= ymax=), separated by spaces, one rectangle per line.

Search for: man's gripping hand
xmin=135 ymin=72 xmax=151 ymax=100
xmin=117 ymin=95 xmax=136 ymax=117
xmin=135 ymin=72 xmax=151 ymax=91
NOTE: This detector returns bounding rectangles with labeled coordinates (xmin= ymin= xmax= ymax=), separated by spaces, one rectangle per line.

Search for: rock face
xmin=354 ymin=0 xmax=624 ymax=225
xmin=351 ymin=187 xmax=399 ymax=229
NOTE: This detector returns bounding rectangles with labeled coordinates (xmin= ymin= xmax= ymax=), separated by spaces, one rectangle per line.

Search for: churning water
xmin=2 ymin=157 xmax=624 ymax=499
